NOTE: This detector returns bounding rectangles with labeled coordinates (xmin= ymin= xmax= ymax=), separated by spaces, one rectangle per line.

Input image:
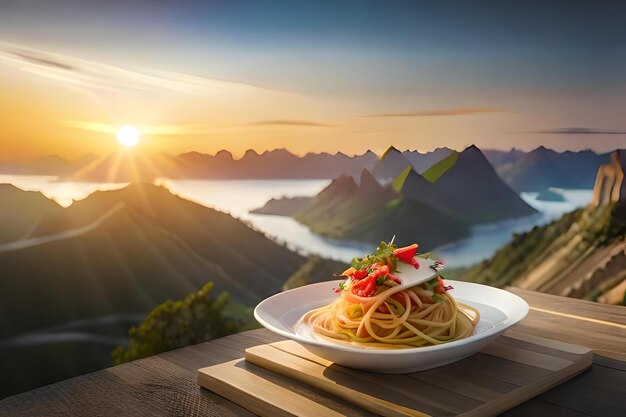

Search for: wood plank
xmin=0 ymin=367 xmax=169 ymax=417
xmin=106 ymin=351 xmax=257 ymax=417
xmin=495 ymin=332 xmax=591 ymax=362
xmin=236 ymin=360 xmax=379 ymax=417
xmin=503 ymin=398 xmax=589 ymax=417
xmin=532 ymin=357 xmax=626 ymax=417
xmin=505 ymin=310 xmax=626 ymax=361
xmin=457 ymin=353 xmax=551 ymax=386
xmin=198 ymin=359 xmax=348 ymax=417
xmin=195 ymin=334 xmax=594 ymax=417
xmin=410 ymin=363 xmax=516 ymax=403
xmin=507 ymin=287 xmax=626 ymax=326
xmin=272 ymin=343 xmax=479 ymax=415
xmin=593 ymin=354 xmax=626 ymax=371
xmin=243 ymin=343 xmax=442 ymax=416
xmin=480 ymin=342 xmax=573 ymax=371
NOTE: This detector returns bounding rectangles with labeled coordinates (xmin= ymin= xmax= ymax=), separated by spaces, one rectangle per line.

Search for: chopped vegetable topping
xmin=351 ymin=241 xmax=399 ymax=272
xmin=337 ymin=240 xmax=448 ymax=298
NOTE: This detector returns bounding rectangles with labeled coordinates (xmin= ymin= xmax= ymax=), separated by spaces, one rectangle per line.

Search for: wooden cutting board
xmin=197 ymin=333 xmax=592 ymax=417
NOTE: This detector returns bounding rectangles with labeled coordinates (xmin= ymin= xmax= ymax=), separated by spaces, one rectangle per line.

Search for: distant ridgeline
xmin=0 ymin=183 xmax=341 ymax=398
xmin=490 ymin=146 xmax=611 ymax=192
xmin=454 ymin=150 xmax=626 ymax=305
xmin=253 ymin=145 xmax=537 ymax=250
xmin=0 ymin=146 xmax=612 ymax=185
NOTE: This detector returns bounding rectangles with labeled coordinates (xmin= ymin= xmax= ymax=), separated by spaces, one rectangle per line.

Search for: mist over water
xmin=1 ymin=176 xmax=592 ymax=267
xmin=0 ymin=175 xmax=126 ymax=207
xmin=162 ymin=179 xmax=374 ymax=261
xmin=436 ymin=189 xmax=591 ymax=267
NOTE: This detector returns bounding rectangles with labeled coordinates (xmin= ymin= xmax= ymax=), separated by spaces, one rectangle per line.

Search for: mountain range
xmin=426 ymin=145 xmax=538 ymax=223
xmin=253 ymin=145 xmax=537 ymax=249
xmin=0 ymin=154 xmax=97 ymax=176
xmin=291 ymin=169 xmax=471 ymax=249
xmin=1 ymin=147 xmax=614 ymax=195
xmin=0 ymin=183 xmax=316 ymax=340
xmin=492 ymin=146 xmax=610 ymax=192
xmin=0 ymin=183 xmax=340 ymax=398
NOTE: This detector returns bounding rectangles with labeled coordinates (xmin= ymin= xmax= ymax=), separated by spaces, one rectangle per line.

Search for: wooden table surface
xmin=1 ymin=288 xmax=625 ymax=416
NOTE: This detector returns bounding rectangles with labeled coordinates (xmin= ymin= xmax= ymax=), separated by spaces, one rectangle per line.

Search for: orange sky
xmin=0 ymin=41 xmax=624 ymax=161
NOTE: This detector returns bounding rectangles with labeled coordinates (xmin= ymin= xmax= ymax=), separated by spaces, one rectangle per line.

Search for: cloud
xmin=61 ymin=120 xmax=219 ymax=136
xmin=361 ymin=107 xmax=502 ymax=118
xmin=245 ymin=120 xmax=334 ymax=127
xmin=532 ymin=127 xmax=626 ymax=135
xmin=60 ymin=121 xmax=117 ymax=134
xmin=0 ymin=42 xmax=273 ymax=95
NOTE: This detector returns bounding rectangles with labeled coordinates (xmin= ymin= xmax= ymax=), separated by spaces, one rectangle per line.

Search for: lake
xmin=1 ymin=176 xmax=593 ymax=267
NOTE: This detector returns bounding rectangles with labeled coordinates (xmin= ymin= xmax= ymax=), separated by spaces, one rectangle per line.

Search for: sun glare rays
xmin=116 ymin=125 xmax=140 ymax=148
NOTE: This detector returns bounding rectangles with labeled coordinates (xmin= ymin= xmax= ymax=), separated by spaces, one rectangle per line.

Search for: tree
xmin=112 ymin=282 xmax=238 ymax=364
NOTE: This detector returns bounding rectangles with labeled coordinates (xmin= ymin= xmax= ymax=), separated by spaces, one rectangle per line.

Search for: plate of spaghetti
xmin=254 ymin=241 xmax=529 ymax=373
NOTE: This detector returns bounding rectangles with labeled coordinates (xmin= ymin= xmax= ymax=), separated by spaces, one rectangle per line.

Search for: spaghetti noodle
xmin=301 ymin=241 xmax=479 ymax=348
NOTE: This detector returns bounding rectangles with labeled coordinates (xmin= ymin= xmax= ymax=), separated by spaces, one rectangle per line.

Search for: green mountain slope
xmin=0 ymin=184 xmax=62 ymax=244
xmin=372 ymin=146 xmax=413 ymax=183
xmin=455 ymin=202 xmax=626 ymax=303
xmin=0 ymin=183 xmax=313 ymax=342
xmin=433 ymin=145 xmax=537 ymax=223
xmin=422 ymin=151 xmax=459 ymax=183
xmin=294 ymin=170 xmax=470 ymax=249
xmin=0 ymin=183 xmax=344 ymax=398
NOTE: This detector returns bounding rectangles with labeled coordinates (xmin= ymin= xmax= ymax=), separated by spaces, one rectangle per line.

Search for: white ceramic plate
xmin=254 ymin=280 xmax=529 ymax=373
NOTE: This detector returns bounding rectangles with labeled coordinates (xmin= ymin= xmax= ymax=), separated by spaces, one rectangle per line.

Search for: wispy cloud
xmin=61 ymin=120 xmax=219 ymax=136
xmin=245 ymin=120 xmax=334 ymax=127
xmin=532 ymin=127 xmax=626 ymax=135
xmin=61 ymin=121 xmax=117 ymax=134
xmin=0 ymin=42 xmax=273 ymax=94
xmin=361 ymin=107 xmax=502 ymax=118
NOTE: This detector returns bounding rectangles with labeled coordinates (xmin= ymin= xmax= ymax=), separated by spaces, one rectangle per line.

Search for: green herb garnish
xmin=351 ymin=241 xmax=399 ymax=271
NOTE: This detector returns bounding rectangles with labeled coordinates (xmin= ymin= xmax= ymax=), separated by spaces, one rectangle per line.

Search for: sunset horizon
xmin=1 ymin=1 xmax=625 ymax=160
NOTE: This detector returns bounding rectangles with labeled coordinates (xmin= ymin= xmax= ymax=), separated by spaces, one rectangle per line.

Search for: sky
xmin=0 ymin=0 xmax=625 ymax=160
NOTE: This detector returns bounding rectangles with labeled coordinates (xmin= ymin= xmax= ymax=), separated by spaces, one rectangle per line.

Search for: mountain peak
xmin=180 ymin=151 xmax=205 ymax=158
xmin=317 ymin=174 xmax=358 ymax=200
xmin=359 ymin=169 xmax=383 ymax=192
xmin=380 ymin=146 xmax=402 ymax=160
xmin=334 ymin=174 xmax=358 ymax=187
xmin=262 ymin=148 xmax=293 ymax=156
xmin=242 ymin=149 xmax=260 ymax=159
xmin=215 ymin=150 xmax=233 ymax=160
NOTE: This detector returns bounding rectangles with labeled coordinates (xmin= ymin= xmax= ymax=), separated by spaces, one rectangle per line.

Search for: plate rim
xmin=254 ymin=279 xmax=529 ymax=355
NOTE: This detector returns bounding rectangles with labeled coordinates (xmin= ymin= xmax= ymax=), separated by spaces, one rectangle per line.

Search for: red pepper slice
xmin=351 ymin=275 xmax=377 ymax=297
xmin=352 ymin=269 xmax=368 ymax=280
xmin=393 ymin=243 xmax=418 ymax=266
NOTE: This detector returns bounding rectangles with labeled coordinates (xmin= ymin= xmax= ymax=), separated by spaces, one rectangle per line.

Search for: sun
xmin=116 ymin=125 xmax=141 ymax=148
